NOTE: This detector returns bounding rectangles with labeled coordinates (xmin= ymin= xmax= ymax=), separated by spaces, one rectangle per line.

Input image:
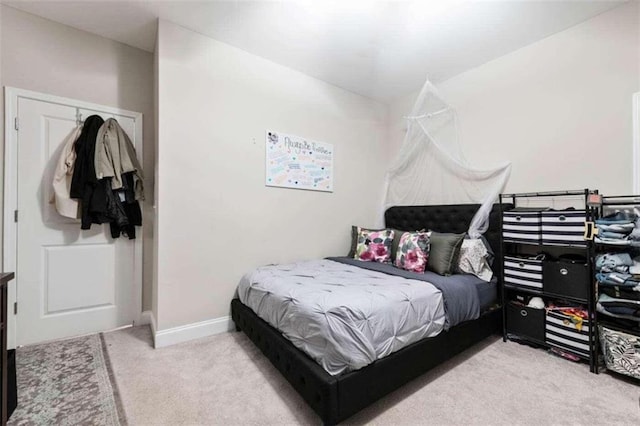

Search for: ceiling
xmin=3 ymin=0 xmax=625 ymax=101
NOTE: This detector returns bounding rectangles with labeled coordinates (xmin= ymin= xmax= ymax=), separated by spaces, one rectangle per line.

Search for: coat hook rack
xmin=75 ymin=108 xmax=83 ymax=126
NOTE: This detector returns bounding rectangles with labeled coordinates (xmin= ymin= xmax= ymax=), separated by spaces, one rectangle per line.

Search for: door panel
xmin=43 ymin=244 xmax=115 ymax=314
xmin=15 ymin=97 xmax=139 ymax=346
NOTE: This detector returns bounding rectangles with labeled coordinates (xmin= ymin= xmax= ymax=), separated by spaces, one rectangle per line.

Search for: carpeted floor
xmin=8 ymin=334 xmax=124 ymax=426
xmin=101 ymin=326 xmax=640 ymax=425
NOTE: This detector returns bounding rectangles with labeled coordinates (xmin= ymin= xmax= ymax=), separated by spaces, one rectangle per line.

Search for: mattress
xmin=237 ymin=259 xmax=446 ymax=376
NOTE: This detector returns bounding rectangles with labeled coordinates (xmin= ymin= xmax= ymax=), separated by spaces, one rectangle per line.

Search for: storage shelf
xmin=592 ymin=195 xmax=640 ymax=380
xmin=500 ymin=189 xmax=598 ymax=373
xmin=500 ymin=189 xmax=589 ymax=198
xmin=505 ymin=334 xmax=592 ymax=361
xmin=505 ymin=332 xmax=546 ymax=346
xmin=503 ymin=284 xmax=589 ymax=305
xmin=594 ymin=242 xmax=639 ymax=248
xmin=601 ymin=195 xmax=640 ymax=206
xmin=504 ymin=240 xmax=590 ymax=249
xmin=596 ymin=315 xmax=640 ymax=330
xmin=504 ymin=285 xmax=544 ymax=297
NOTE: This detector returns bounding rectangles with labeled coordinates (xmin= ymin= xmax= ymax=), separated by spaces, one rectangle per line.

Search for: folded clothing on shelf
xmin=595 ymin=253 xmax=640 ymax=289
xmin=596 ymin=211 xmax=639 ymax=225
xmin=596 ymin=252 xmax=633 ymax=271
xmin=597 ymin=293 xmax=640 ymax=322
xmin=595 ymin=211 xmax=640 ymax=245
xmin=596 ymin=272 xmax=640 ymax=289
xmin=601 ymin=286 xmax=640 ymax=302
xmin=593 ymin=237 xmax=640 ymax=246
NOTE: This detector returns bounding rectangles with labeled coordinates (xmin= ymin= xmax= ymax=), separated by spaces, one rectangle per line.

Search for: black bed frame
xmin=231 ymin=204 xmax=509 ymax=424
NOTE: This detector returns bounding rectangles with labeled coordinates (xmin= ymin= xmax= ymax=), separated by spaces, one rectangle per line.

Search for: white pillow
xmin=457 ymin=239 xmax=493 ymax=282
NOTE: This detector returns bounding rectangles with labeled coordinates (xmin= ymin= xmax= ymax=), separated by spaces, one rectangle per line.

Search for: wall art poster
xmin=265 ymin=130 xmax=334 ymax=192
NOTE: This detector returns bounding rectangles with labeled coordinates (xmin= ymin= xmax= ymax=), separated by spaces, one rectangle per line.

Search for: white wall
xmin=388 ymin=2 xmax=640 ymax=197
xmin=155 ymin=20 xmax=387 ymax=330
xmin=0 ymin=5 xmax=155 ymax=310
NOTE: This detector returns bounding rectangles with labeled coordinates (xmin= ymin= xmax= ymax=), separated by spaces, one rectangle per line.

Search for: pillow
xmin=394 ymin=231 xmax=430 ymax=273
xmin=349 ymin=226 xmax=406 ymax=261
xmin=457 ymin=238 xmax=493 ymax=282
xmin=390 ymin=228 xmax=406 ymax=261
xmin=349 ymin=226 xmax=384 ymax=257
xmin=477 ymin=235 xmax=495 ymax=267
xmin=427 ymin=232 xmax=465 ymax=276
xmin=354 ymin=228 xmax=394 ymax=263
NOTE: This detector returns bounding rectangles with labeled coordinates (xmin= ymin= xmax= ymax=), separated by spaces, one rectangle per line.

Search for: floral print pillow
xmin=394 ymin=231 xmax=431 ymax=273
xmin=355 ymin=228 xmax=394 ymax=263
xmin=457 ymin=238 xmax=493 ymax=281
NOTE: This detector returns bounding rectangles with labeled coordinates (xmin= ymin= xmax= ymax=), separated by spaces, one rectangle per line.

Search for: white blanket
xmin=237 ymin=259 xmax=445 ymax=376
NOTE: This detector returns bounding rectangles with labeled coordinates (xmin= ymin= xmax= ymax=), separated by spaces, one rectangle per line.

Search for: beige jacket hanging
xmin=51 ymin=126 xmax=83 ymax=219
xmin=94 ymin=118 xmax=145 ymax=200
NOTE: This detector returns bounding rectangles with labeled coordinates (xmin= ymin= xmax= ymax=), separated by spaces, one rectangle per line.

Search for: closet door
xmin=12 ymin=97 xmax=139 ymax=346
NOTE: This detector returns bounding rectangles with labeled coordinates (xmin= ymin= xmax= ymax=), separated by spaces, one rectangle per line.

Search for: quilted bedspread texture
xmin=237 ymin=259 xmax=445 ymax=376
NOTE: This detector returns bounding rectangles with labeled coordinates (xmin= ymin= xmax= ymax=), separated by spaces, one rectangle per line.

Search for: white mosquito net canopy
xmin=383 ymin=80 xmax=512 ymax=238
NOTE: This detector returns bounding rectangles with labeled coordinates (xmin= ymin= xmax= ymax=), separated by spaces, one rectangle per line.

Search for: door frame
xmin=3 ymin=87 xmax=144 ymax=348
xmin=633 ymin=92 xmax=640 ymax=193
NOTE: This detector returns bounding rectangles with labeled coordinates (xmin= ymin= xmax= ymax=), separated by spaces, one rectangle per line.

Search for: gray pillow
xmin=428 ymin=232 xmax=466 ymax=276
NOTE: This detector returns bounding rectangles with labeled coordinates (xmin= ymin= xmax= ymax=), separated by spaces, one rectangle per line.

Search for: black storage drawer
xmin=506 ymin=302 xmax=545 ymax=343
xmin=543 ymin=260 xmax=589 ymax=300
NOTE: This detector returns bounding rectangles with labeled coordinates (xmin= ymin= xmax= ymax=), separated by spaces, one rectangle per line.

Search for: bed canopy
xmin=382 ymin=80 xmax=512 ymax=238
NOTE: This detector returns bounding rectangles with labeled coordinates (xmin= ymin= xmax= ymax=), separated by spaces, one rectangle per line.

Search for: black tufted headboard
xmin=384 ymin=203 xmax=512 ymax=277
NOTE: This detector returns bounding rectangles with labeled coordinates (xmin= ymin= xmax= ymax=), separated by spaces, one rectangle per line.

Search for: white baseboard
xmin=153 ymin=316 xmax=234 ymax=348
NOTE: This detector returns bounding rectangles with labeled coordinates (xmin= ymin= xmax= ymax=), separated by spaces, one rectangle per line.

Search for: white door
xmin=6 ymin=90 xmax=142 ymax=347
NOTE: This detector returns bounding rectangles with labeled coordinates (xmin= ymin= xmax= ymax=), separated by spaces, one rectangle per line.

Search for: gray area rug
xmin=103 ymin=326 xmax=640 ymax=425
xmin=8 ymin=333 xmax=125 ymax=426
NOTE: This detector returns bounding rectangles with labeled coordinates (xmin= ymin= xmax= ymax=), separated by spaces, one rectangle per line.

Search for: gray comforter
xmin=327 ymin=257 xmax=481 ymax=328
xmin=237 ymin=259 xmax=445 ymax=376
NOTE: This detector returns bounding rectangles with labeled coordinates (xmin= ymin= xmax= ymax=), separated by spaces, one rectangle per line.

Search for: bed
xmin=231 ymin=204 xmax=508 ymax=424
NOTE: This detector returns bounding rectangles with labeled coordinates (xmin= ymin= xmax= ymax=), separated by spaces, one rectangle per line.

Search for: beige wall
xmin=388 ymin=2 xmax=640 ymax=197
xmin=0 ymin=5 xmax=155 ymax=311
xmin=155 ymin=20 xmax=388 ymax=329
xmin=152 ymin=27 xmax=160 ymax=325
xmin=4 ymin=2 xmax=638 ymax=334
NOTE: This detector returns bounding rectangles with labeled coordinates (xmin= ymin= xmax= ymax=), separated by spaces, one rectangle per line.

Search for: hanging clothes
xmin=69 ymin=114 xmax=143 ymax=238
xmin=94 ymin=118 xmax=145 ymax=201
xmin=51 ymin=125 xmax=83 ymax=219
xmin=93 ymin=118 xmax=144 ymax=239
xmin=107 ymin=172 xmax=142 ymax=239
xmin=70 ymin=115 xmax=108 ymax=229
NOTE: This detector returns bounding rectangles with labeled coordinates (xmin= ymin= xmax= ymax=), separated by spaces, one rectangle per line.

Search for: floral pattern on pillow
xmin=457 ymin=238 xmax=493 ymax=281
xmin=394 ymin=231 xmax=430 ymax=273
xmin=355 ymin=228 xmax=394 ymax=263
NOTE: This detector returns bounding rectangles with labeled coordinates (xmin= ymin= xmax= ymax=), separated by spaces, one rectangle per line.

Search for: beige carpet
xmin=102 ymin=326 xmax=640 ymax=425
